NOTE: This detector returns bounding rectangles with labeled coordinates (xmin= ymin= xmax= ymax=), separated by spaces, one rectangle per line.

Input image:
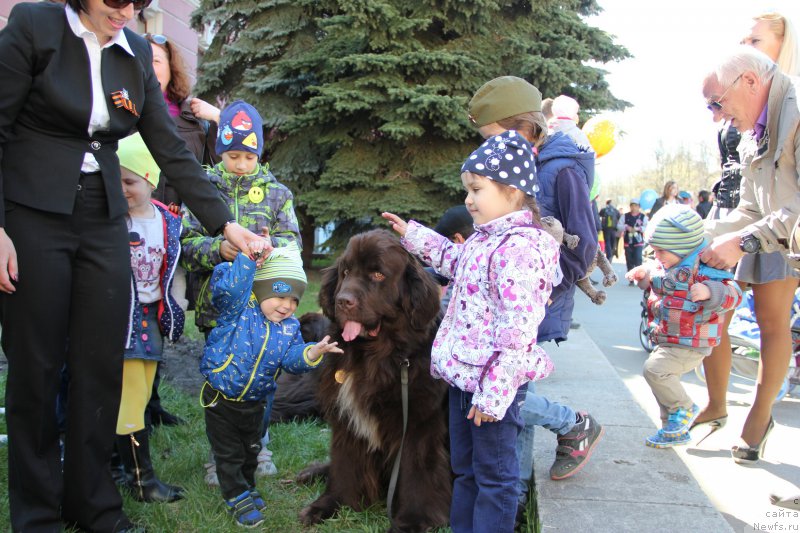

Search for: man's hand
xmin=307 ymin=335 xmax=344 ymax=362
xmin=467 ymin=405 xmax=497 ymax=427
xmin=700 ymin=232 xmax=744 ymax=269
xmin=381 ymin=212 xmax=409 ymax=237
xmin=0 ymin=228 xmax=17 ymax=293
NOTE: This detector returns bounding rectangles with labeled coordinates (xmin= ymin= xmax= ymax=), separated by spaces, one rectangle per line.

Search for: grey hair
xmin=716 ymin=46 xmax=778 ymax=86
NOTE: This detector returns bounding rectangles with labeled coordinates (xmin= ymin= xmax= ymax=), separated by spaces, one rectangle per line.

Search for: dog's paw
xmin=298 ymin=505 xmax=324 ymax=526
xmin=296 ymin=461 xmax=329 ymax=485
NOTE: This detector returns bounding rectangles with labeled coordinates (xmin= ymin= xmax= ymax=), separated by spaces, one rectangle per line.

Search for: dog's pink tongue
xmin=342 ymin=321 xmax=363 ymax=342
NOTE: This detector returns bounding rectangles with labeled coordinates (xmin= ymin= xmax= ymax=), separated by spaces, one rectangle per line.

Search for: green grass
xmin=0 ymin=264 xmax=542 ymax=531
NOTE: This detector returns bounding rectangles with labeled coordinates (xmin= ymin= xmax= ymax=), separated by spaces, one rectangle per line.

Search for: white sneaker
xmin=256 ymin=447 xmax=278 ymax=476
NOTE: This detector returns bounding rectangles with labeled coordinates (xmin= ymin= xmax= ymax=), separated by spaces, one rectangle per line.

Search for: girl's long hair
xmin=496 ymin=112 xmax=549 ymax=147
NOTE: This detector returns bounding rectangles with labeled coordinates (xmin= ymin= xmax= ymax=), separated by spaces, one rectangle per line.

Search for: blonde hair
xmin=753 ymin=12 xmax=800 ymax=76
xmin=496 ymin=112 xmax=549 ymax=147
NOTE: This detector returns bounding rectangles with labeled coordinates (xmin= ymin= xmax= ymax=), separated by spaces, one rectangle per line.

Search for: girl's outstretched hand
xmin=307 ymin=335 xmax=344 ymax=362
xmin=467 ymin=405 xmax=497 ymax=427
xmin=381 ymin=212 xmax=408 ymax=237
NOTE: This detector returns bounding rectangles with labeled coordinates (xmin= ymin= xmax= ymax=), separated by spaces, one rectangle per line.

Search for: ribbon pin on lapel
xmin=111 ymin=89 xmax=139 ymax=117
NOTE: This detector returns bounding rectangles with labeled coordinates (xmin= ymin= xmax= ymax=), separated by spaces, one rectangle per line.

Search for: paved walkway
xmin=531 ymin=327 xmax=735 ymax=532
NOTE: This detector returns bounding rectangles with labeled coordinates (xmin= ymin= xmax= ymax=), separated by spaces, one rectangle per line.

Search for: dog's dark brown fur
xmin=298 ymin=229 xmax=451 ymax=532
xmin=270 ymin=313 xmax=330 ymax=423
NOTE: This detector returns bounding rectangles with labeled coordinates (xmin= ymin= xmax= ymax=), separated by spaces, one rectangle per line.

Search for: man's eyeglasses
xmin=707 ymin=74 xmax=743 ymax=112
xmin=143 ymin=33 xmax=168 ymax=45
xmin=103 ymin=0 xmax=153 ymax=10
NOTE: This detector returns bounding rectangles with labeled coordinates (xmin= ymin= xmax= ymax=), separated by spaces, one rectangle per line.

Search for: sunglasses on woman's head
xmin=143 ymin=33 xmax=168 ymax=45
xmin=102 ymin=0 xmax=153 ymax=10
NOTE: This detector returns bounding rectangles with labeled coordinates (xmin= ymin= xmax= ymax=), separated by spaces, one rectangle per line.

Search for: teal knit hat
xmin=645 ymin=204 xmax=705 ymax=257
xmin=253 ymin=243 xmax=307 ymax=303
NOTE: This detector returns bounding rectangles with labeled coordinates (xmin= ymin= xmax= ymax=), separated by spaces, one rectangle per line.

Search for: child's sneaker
xmin=646 ymin=429 xmax=692 ymax=448
xmin=249 ymin=488 xmax=266 ymax=511
xmin=256 ymin=446 xmax=278 ymax=477
xmin=550 ymin=412 xmax=605 ymax=480
xmin=661 ymin=404 xmax=699 ymax=438
xmin=226 ymin=491 xmax=265 ymax=528
xmin=204 ymin=461 xmax=219 ymax=487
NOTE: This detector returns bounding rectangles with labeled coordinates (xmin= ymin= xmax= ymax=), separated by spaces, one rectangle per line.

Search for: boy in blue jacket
xmin=200 ymin=243 xmax=342 ymax=527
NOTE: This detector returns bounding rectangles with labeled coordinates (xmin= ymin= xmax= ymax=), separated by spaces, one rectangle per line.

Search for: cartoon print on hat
xmin=216 ymin=100 xmax=264 ymax=157
xmin=461 ymin=130 xmax=538 ymax=196
xmin=220 ymin=125 xmax=234 ymax=146
xmin=243 ymin=132 xmax=259 ymax=150
xmin=231 ymin=110 xmax=253 ymax=131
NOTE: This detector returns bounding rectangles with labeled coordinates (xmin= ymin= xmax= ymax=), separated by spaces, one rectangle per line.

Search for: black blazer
xmin=0 ymin=2 xmax=230 ymax=230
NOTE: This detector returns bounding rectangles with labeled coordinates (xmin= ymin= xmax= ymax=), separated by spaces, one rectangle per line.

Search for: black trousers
xmin=2 ymin=173 xmax=131 ymax=533
xmin=202 ymin=384 xmax=265 ymax=500
xmin=602 ymin=229 xmax=617 ymax=261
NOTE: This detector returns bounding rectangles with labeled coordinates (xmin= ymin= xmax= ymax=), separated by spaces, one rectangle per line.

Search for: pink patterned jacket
xmin=402 ymin=210 xmax=561 ymax=419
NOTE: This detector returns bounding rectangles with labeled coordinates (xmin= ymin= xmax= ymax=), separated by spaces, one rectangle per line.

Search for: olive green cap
xmin=468 ymin=76 xmax=542 ymax=127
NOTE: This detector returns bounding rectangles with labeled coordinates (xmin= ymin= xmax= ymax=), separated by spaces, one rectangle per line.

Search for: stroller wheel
xmin=639 ymin=319 xmax=655 ymax=353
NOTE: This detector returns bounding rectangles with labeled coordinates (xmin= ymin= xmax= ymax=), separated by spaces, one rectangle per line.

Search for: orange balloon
xmin=582 ymin=117 xmax=617 ymax=157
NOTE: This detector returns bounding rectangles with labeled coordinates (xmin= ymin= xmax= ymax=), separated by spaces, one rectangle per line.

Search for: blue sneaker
xmin=249 ymin=489 xmax=266 ymax=511
xmin=661 ymin=404 xmax=699 ymax=438
xmin=646 ymin=429 xmax=692 ymax=449
xmin=226 ymin=491 xmax=265 ymax=528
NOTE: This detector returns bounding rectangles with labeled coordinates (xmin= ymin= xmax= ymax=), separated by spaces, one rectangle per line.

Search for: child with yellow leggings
xmin=115 ymin=133 xmax=188 ymax=503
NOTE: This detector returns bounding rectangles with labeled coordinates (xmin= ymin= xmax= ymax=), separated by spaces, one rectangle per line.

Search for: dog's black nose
xmin=336 ymin=294 xmax=356 ymax=309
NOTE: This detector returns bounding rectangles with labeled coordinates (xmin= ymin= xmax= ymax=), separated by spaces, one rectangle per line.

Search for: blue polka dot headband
xmin=461 ymin=130 xmax=538 ymax=197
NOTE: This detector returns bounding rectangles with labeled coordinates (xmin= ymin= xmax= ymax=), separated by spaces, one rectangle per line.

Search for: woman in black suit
xmin=0 ymin=1 xmax=262 ymax=531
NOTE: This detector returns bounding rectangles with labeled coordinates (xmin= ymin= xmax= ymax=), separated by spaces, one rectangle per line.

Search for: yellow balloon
xmin=582 ymin=117 xmax=617 ymax=157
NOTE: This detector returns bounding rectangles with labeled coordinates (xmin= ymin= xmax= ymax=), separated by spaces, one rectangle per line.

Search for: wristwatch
xmin=740 ymin=233 xmax=762 ymax=254
xmin=216 ymin=219 xmax=236 ymax=236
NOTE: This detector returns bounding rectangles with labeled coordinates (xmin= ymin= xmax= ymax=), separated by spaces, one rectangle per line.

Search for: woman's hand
xmin=381 ymin=212 xmax=408 ymax=237
xmin=307 ymin=335 xmax=344 ymax=362
xmin=467 ymin=405 xmax=497 ymax=427
xmin=0 ymin=228 xmax=17 ymax=293
xmin=247 ymin=238 xmax=273 ymax=267
xmin=190 ymin=97 xmax=221 ymax=124
xmin=223 ymin=222 xmax=265 ymax=260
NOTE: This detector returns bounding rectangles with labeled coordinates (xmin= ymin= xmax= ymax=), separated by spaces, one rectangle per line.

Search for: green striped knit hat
xmin=645 ymin=204 xmax=705 ymax=257
xmin=253 ymin=243 xmax=307 ymax=303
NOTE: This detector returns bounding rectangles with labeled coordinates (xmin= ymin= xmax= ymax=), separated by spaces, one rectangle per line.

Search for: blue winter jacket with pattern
xmin=200 ymin=253 xmax=321 ymax=402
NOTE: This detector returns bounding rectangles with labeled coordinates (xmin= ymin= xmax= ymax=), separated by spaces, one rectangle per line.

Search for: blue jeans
xmin=515 ymin=384 xmax=576 ymax=501
xmin=449 ymin=384 xmax=526 ymax=533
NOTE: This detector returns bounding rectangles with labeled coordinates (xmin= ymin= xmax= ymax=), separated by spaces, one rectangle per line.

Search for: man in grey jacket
xmin=700 ymin=46 xmax=799 ymax=472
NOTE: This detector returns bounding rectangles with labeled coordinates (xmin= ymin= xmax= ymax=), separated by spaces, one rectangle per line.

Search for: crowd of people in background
xmin=2 ymin=1 xmax=800 ymax=531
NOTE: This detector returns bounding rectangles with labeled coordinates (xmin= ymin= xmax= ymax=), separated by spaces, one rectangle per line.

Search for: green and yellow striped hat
xmin=645 ymin=204 xmax=705 ymax=257
xmin=253 ymin=243 xmax=307 ymax=303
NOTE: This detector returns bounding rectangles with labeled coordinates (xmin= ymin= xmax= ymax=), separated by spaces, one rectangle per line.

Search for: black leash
xmin=386 ymin=358 xmax=409 ymax=519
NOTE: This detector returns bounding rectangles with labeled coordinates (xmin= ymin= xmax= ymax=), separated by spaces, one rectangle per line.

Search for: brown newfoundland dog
xmin=298 ymin=229 xmax=451 ymax=532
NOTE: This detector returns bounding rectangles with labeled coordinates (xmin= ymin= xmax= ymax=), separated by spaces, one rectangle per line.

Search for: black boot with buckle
xmin=117 ymin=430 xmax=184 ymax=503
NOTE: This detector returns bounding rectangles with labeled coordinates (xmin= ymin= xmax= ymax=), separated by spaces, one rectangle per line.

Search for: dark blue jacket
xmin=535 ymin=132 xmax=598 ymax=343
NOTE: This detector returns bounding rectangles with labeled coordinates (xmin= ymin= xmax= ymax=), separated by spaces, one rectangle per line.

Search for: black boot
xmin=117 ymin=430 xmax=184 ymax=503
xmin=110 ymin=442 xmax=129 ymax=487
